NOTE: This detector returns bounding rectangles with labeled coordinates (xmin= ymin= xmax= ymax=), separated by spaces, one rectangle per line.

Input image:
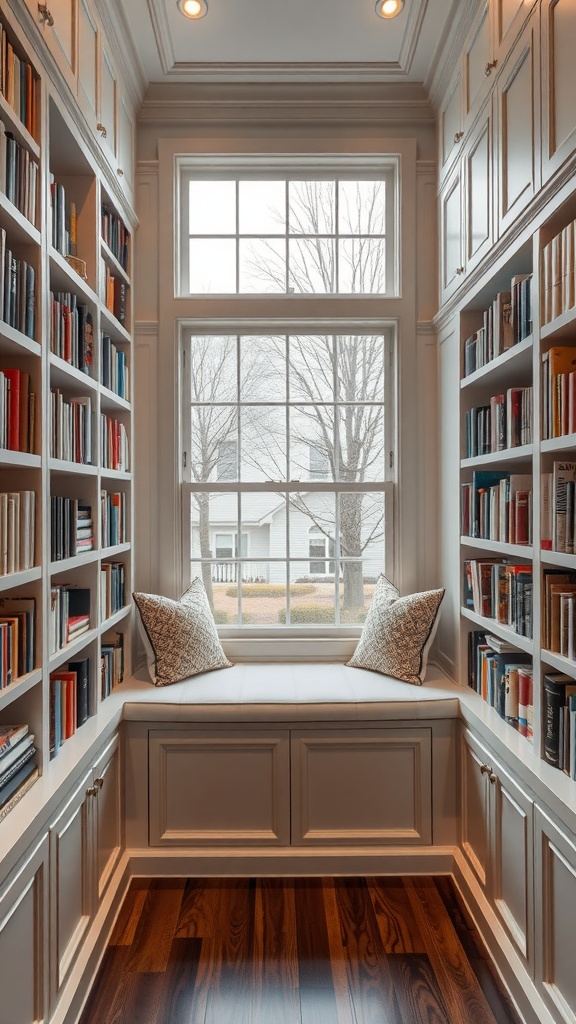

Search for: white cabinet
xmin=540 ymin=0 xmax=576 ymax=184
xmin=460 ymin=728 xmax=533 ymax=969
xmin=534 ymin=806 xmax=576 ymax=1023
xmin=0 ymin=834 xmax=49 ymax=1024
xmin=291 ymin=728 xmax=432 ymax=846
xmin=463 ymin=101 xmax=493 ymax=274
xmin=77 ymin=0 xmax=99 ymax=131
xmin=439 ymin=69 xmax=463 ymax=182
xmin=98 ymin=39 xmax=117 ymax=170
xmin=92 ymin=734 xmax=121 ymax=901
xmin=30 ymin=0 xmax=77 ymax=91
xmin=462 ymin=3 xmax=492 ymax=132
xmin=440 ymin=164 xmax=464 ymax=304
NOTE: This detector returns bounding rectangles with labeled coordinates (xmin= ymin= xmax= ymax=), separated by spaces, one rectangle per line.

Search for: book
xmin=543 ymin=673 xmax=576 ymax=768
xmin=0 ymin=758 xmax=37 ymax=808
xmin=0 ymin=765 xmax=38 ymax=822
xmin=68 ymin=658 xmax=89 ymax=727
xmin=0 ymin=723 xmax=28 ymax=759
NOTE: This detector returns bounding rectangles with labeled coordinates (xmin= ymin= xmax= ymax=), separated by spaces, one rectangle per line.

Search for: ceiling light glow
xmin=375 ymin=0 xmax=404 ymax=18
xmin=177 ymin=0 xmax=208 ymax=19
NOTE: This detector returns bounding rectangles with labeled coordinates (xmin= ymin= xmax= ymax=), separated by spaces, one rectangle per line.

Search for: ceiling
xmin=117 ymin=0 xmax=466 ymax=87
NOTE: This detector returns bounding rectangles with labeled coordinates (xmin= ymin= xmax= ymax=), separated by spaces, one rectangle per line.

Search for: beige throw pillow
xmin=347 ymin=574 xmax=444 ymax=685
xmin=133 ymin=578 xmax=232 ymax=686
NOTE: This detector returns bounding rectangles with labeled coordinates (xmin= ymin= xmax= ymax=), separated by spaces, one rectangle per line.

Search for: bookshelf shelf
xmin=100 ymin=386 xmax=130 ymax=412
xmin=100 ymin=240 xmax=130 ymax=285
xmin=461 ymin=444 xmax=533 ymax=468
xmin=460 ymin=335 xmax=533 ymax=389
xmin=0 ymin=323 xmax=41 ymax=358
xmin=461 ymin=606 xmax=534 ymax=653
xmin=0 ymin=94 xmax=40 ymax=158
xmin=48 ymin=248 xmax=99 ymax=306
xmin=0 ymin=669 xmax=43 ymax=711
xmin=49 ymin=354 xmax=98 ymax=391
xmin=100 ymin=304 xmax=130 ymax=340
xmin=101 ymin=605 xmax=131 ymax=631
xmin=0 ymin=450 xmax=41 ymax=468
xmin=102 ymin=542 xmax=131 ymax=559
xmin=50 ymin=552 xmax=100 ymax=574
xmin=541 ymin=550 xmax=576 ymax=569
xmin=461 ymin=536 xmax=533 ymax=558
xmin=541 ymin=649 xmax=576 ymax=679
xmin=0 ymin=567 xmax=41 ymax=591
xmin=540 ymin=307 xmax=576 ymax=342
xmin=100 ymin=468 xmax=131 ymax=482
xmin=541 ymin=434 xmax=576 ymax=454
xmin=0 ymin=192 xmax=41 ymax=244
xmin=49 ymin=459 xmax=98 ymax=476
xmin=48 ymin=630 xmax=99 ymax=673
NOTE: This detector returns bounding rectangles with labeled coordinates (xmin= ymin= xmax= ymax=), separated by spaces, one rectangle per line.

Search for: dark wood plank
xmin=332 ymin=877 xmax=403 ymax=1024
xmin=124 ymin=878 xmax=186 ymax=973
xmin=322 ymin=878 xmax=360 ymax=1024
xmin=175 ymin=877 xmax=221 ymax=939
xmin=404 ymin=876 xmax=502 ymax=1024
xmin=152 ymin=937 xmax=203 ymax=1024
xmin=101 ymin=971 xmax=165 ymax=1024
xmin=367 ymin=876 xmax=427 ymax=953
xmin=249 ymin=878 xmax=300 ymax=1024
xmin=78 ymin=947 xmax=130 ymax=1023
xmin=109 ymin=879 xmax=151 ymax=946
xmin=388 ymin=954 xmax=451 ymax=1024
xmin=195 ymin=878 xmax=256 ymax=1024
xmin=294 ymin=878 xmax=340 ymax=1024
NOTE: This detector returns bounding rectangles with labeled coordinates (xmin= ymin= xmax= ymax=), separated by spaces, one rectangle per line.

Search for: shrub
xmin=225 ymin=584 xmax=316 ymax=599
xmin=278 ymin=604 xmax=335 ymax=624
xmin=212 ymin=609 xmax=231 ymax=624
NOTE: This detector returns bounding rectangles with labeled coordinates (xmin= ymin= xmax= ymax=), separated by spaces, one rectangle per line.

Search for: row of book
xmin=463 ymin=558 xmax=533 ymax=638
xmin=100 ymin=561 xmax=125 ymax=621
xmin=461 ymin=471 xmax=532 ymax=544
xmin=49 ymin=585 xmax=90 ymax=654
xmin=468 ymin=631 xmax=533 ymax=737
xmin=541 ymin=221 xmax=576 ymax=326
xmin=542 ymin=462 xmax=576 ymax=554
xmin=542 ymin=569 xmax=576 ymax=657
xmin=464 ymin=386 xmax=532 ymax=457
xmin=0 ymin=227 xmax=35 ymax=338
xmin=101 ymin=333 xmax=129 ymax=400
xmin=50 ymin=657 xmax=90 ymax=758
xmin=51 ymin=497 xmax=93 ymax=562
xmin=0 ymin=724 xmax=37 ymax=822
xmin=0 ymin=27 xmax=37 ymax=137
xmin=50 ymin=390 xmax=92 ymax=464
xmin=462 ymin=274 xmax=533 ymax=376
xmin=101 ymin=206 xmax=129 ymax=271
xmin=0 ymin=367 xmax=34 ymax=452
xmin=0 ymin=595 xmax=34 ymax=686
xmin=50 ymin=176 xmax=77 ymax=258
xmin=541 ymin=345 xmax=576 ymax=439
xmin=50 ymin=291 xmax=94 ymax=375
xmin=0 ymin=489 xmax=34 ymax=576
xmin=104 ymin=268 xmax=127 ymax=327
xmin=101 ymin=489 xmax=127 ymax=548
xmin=543 ymin=672 xmax=576 ymax=776
xmin=101 ymin=414 xmax=129 ymax=472
xmin=101 ymin=631 xmax=124 ymax=697
xmin=0 ymin=123 xmax=38 ymax=225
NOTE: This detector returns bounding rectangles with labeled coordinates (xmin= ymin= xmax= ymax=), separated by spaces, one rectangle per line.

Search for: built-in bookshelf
xmin=0 ymin=3 xmax=134 ymax=819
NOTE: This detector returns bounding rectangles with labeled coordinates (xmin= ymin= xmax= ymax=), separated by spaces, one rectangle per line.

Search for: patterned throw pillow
xmin=347 ymin=574 xmax=445 ymax=685
xmin=133 ymin=578 xmax=232 ymax=686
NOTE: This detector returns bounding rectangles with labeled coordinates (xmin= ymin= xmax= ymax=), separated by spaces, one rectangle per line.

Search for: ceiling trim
xmin=146 ymin=0 xmax=177 ymax=76
xmin=398 ymin=0 xmax=429 ymax=74
xmin=162 ymin=61 xmax=410 ymax=82
xmin=138 ymin=95 xmax=435 ymax=124
xmin=93 ymin=0 xmax=147 ymax=103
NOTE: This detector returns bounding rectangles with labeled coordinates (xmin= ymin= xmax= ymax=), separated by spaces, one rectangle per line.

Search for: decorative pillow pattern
xmin=133 ymin=578 xmax=232 ymax=686
xmin=347 ymin=575 xmax=444 ymax=685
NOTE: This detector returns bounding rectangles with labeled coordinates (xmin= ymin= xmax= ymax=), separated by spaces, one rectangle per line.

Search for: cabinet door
xmin=496 ymin=11 xmax=540 ymax=236
xmin=98 ymin=39 xmax=117 ymax=167
xmin=460 ymin=729 xmax=491 ymax=889
xmin=291 ymin=728 xmax=432 ymax=846
xmin=534 ymin=807 xmax=576 ymax=1023
xmin=149 ymin=729 xmax=291 ymax=846
xmin=440 ymin=164 xmax=464 ymax=303
xmin=440 ymin=69 xmax=463 ymax=181
xmin=117 ymin=91 xmax=135 ymax=200
xmin=541 ymin=0 xmax=576 ymax=183
xmin=33 ymin=0 xmax=78 ymax=92
xmin=463 ymin=2 xmax=491 ymax=128
xmin=463 ymin=101 xmax=493 ymax=274
xmin=49 ymin=770 xmax=94 ymax=1007
xmin=0 ymin=835 xmax=49 ymax=1024
xmin=490 ymin=758 xmax=533 ymax=967
xmin=77 ymin=0 xmax=99 ymax=131
xmin=92 ymin=734 xmax=121 ymax=903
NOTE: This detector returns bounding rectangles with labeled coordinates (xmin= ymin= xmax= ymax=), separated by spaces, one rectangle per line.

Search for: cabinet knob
xmin=38 ymin=3 xmax=54 ymax=26
xmin=454 ymin=131 xmax=464 ymax=143
xmin=86 ymin=786 xmax=99 ymax=797
xmin=94 ymin=776 xmax=104 ymax=789
xmin=479 ymin=762 xmax=492 ymax=776
xmin=117 ymin=168 xmax=124 ymax=177
xmin=489 ymin=771 xmax=498 ymax=784
xmin=455 ymin=266 xmax=465 ymax=275
xmin=485 ymin=60 xmax=497 ymax=76
xmin=96 ymin=123 xmax=108 ymax=139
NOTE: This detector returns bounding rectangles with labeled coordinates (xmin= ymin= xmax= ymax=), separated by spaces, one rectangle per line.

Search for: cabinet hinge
xmin=389 ymin=451 xmax=394 ymax=470
xmin=183 ymin=451 xmax=187 ymax=469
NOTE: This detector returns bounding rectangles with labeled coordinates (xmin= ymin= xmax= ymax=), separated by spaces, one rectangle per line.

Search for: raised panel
xmin=497 ymin=15 xmax=539 ymax=234
xmin=49 ymin=771 xmax=93 ymax=1002
xmin=460 ymin=731 xmax=490 ymax=888
xmin=92 ymin=735 xmax=121 ymax=902
xmin=99 ymin=41 xmax=117 ymax=163
xmin=41 ymin=0 xmax=78 ymax=90
xmin=0 ymin=835 xmax=49 ymax=1024
xmin=149 ymin=729 xmax=291 ymax=846
xmin=535 ymin=808 xmax=576 ymax=1023
xmin=291 ymin=728 xmax=432 ymax=846
xmin=440 ymin=71 xmax=462 ymax=174
xmin=117 ymin=92 xmax=134 ymax=197
xmin=440 ymin=167 xmax=463 ymax=301
xmin=491 ymin=765 xmax=533 ymax=963
xmin=464 ymin=4 xmax=490 ymax=121
xmin=78 ymin=0 xmax=98 ymax=128
xmin=541 ymin=0 xmax=576 ymax=183
xmin=464 ymin=105 xmax=492 ymax=270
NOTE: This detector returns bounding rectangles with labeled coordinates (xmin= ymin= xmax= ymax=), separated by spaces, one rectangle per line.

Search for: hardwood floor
xmin=79 ymin=876 xmax=523 ymax=1024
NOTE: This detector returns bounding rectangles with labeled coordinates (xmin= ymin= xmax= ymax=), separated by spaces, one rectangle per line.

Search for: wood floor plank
xmin=197 ymin=878 xmax=256 ymax=1024
xmin=78 ymin=947 xmax=130 ymax=1023
xmin=294 ymin=878 xmax=340 ymax=1024
xmin=109 ymin=880 xmax=151 ymax=946
xmin=333 ymin=877 xmax=403 ymax=1024
xmin=124 ymin=879 xmax=186 ymax=973
xmin=101 ymin=971 xmax=165 ymax=1024
xmin=249 ymin=878 xmax=300 ymax=1024
xmin=152 ymin=937 xmax=203 ymax=1024
xmin=175 ymin=877 xmax=222 ymax=939
xmin=404 ymin=876 xmax=502 ymax=1024
xmin=322 ymin=879 xmax=357 ymax=1024
xmin=367 ymin=876 xmax=427 ymax=953
xmin=388 ymin=954 xmax=451 ymax=1024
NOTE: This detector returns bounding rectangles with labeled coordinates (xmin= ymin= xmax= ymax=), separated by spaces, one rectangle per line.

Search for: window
xmin=182 ymin=328 xmax=395 ymax=629
xmin=178 ymin=157 xmax=397 ymax=296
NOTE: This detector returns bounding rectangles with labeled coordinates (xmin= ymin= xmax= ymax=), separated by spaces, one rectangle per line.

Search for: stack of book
xmin=0 ymin=489 xmax=35 ymax=574
xmin=0 ymin=595 xmax=34 ymax=685
xmin=50 ymin=291 xmax=94 ymax=375
xmin=100 ymin=561 xmax=125 ymax=620
xmin=463 ymin=559 xmax=533 ymax=638
xmin=461 ymin=470 xmax=532 ymax=543
xmin=50 ymin=390 xmax=92 ymax=464
xmin=0 ymin=123 xmax=38 ymax=225
xmin=51 ymin=497 xmax=93 ymax=561
xmin=464 ymin=386 xmax=532 ymax=457
xmin=0 ymin=724 xmax=38 ymax=821
xmin=101 ymin=632 xmax=124 ymax=697
xmin=0 ymin=227 xmax=35 ymax=338
xmin=49 ymin=176 xmax=77 ymax=257
xmin=543 ymin=672 xmax=576 ymax=775
xmin=49 ymin=657 xmax=90 ymax=757
xmin=101 ymin=490 xmax=126 ymax=547
xmin=542 ymin=569 xmax=576 ymax=657
xmin=101 ymin=206 xmax=129 ymax=270
xmin=0 ymin=367 xmax=35 ymax=452
xmin=468 ymin=631 xmax=533 ymax=735
xmin=541 ymin=223 xmax=576 ymax=324
xmin=462 ymin=274 xmax=533 ymax=376
xmin=101 ymin=334 xmax=129 ymax=399
xmin=104 ymin=267 xmax=126 ymax=326
xmin=49 ymin=586 xmax=90 ymax=653
xmin=0 ymin=26 xmax=37 ymax=135
xmin=100 ymin=414 xmax=129 ymax=472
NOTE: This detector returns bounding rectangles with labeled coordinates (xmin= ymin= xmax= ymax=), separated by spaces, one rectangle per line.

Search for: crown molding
xmin=425 ymin=0 xmax=479 ymax=108
xmin=162 ymin=61 xmax=412 ymax=83
xmin=146 ymin=0 xmax=176 ymax=76
xmin=94 ymin=0 xmax=147 ymax=105
xmin=398 ymin=0 xmax=430 ymax=76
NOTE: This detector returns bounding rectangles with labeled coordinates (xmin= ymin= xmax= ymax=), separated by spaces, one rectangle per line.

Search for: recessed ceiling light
xmin=177 ymin=0 xmax=208 ymax=19
xmin=375 ymin=0 xmax=404 ymax=17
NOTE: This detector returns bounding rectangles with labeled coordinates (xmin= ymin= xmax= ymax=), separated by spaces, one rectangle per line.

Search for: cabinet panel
xmin=99 ymin=41 xmax=117 ymax=166
xmin=117 ymin=93 xmax=134 ymax=198
xmin=491 ymin=764 xmax=533 ymax=963
xmin=77 ymin=0 xmax=98 ymax=129
xmin=535 ymin=807 xmax=576 ymax=1023
xmin=149 ymin=729 xmax=291 ymax=846
xmin=460 ymin=730 xmax=490 ymax=887
xmin=49 ymin=771 xmax=93 ymax=1003
xmin=440 ymin=71 xmax=462 ymax=177
xmin=497 ymin=14 xmax=539 ymax=234
xmin=291 ymin=728 xmax=432 ymax=846
xmin=464 ymin=104 xmax=492 ymax=271
xmin=92 ymin=734 xmax=121 ymax=902
xmin=541 ymin=0 xmax=576 ymax=183
xmin=440 ymin=166 xmax=464 ymax=303
xmin=464 ymin=3 xmax=491 ymax=123
xmin=37 ymin=0 xmax=78 ymax=91
xmin=0 ymin=835 xmax=48 ymax=1024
